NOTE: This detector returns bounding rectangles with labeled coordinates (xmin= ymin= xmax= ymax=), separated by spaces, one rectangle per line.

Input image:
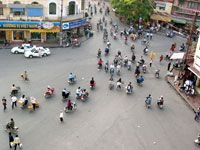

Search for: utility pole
xmin=60 ymin=0 xmax=63 ymax=46
xmin=185 ymin=11 xmax=197 ymax=64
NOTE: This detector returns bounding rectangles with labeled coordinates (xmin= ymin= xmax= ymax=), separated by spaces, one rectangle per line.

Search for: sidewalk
xmin=0 ymin=36 xmax=89 ymax=49
xmin=166 ymin=68 xmax=200 ymax=113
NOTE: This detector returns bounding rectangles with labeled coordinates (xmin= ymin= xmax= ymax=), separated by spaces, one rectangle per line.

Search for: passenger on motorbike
xmin=137 ymin=76 xmax=144 ymax=83
xmin=90 ymin=77 xmax=95 ymax=88
xmin=82 ymin=89 xmax=89 ymax=98
xmin=6 ymin=118 xmax=15 ymax=130
xmin=69 ymin=73 xmax=75 ymax=82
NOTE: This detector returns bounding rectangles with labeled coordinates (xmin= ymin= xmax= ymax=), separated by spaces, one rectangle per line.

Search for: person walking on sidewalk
xmin=9 ymin=132 xmax=14 ymax=149
xmin=167 ymin=62 xmax=171 ymax=71
xmin=2 ymin=96 xmax=7 ymax=111
xmin=149 ymin=58 xmax=153 ymax=67
xmin=11 ymin=96 xmax=17 ymax=109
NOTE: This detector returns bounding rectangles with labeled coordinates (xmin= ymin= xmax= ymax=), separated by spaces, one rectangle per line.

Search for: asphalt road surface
xmin=0 ymin=2 xmax=199 ymax=150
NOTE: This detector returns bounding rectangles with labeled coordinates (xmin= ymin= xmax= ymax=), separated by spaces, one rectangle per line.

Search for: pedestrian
xmin=11 ymin=96 xmax=17 ymax=109
xmin=31 ymin=97 xmax=36 ymax=110
xmin=9 ymin=132 xmax=14 ymax=149
xmin=167 ymin=62 xmax=171 ymax=71
xmin=160 ymin=55 xmax=163 ymax=62
xmin=2 ymin=96 xmax=7 ymax=111
xmin=60 ymin=110 xmax=64 ymax=122
xmin=14 ymin=135 xmax=21 ymax=150
xmin=149 ymin=58 xmax=153 ymax=67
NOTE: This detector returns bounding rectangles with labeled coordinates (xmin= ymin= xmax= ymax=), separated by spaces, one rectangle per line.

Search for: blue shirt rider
xmin=146 ymin=94 xmax=152 ymax=104
xmin=69 ymin=73 xmax=74 ymax=81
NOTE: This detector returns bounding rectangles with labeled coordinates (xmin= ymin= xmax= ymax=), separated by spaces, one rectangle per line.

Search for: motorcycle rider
xmin=105 ymin=61 xmax=109 ymax=72
xmin=145 ymin=94 xmax=152 ymax=105
xmin=155 ymin=69 xmax=160 ymax=78
xmin=137 ymin=75 xmax=144 ymax=84
xmin=126 ymin=82 xmax=133 ymax=93
xmin=6 ymin=118 xmax=15 ymax=130
xmin=125 ymin=36 xmax=128 ymax=44
xmin=105 ymin=47 xmax=109 ymax=54
xmin=97 ymin=48 xmax=101 ymax=57
xmin=67 ymin=99 xmax=72 ymax=110
xmin=90 ymin=77 xmax=95 ymax=88
xmin=117 ymin=78 xmax=122 ymax=89
xmin=11 ymin=84 xmax=18 ymax=95
xmin=179 ymin=43 xmax=185 ymax=51
xmin=128 ymin=60 xmax=131 ymax=70
xmin=47 ymin=85 xmax=53 ymax=95
xmin=143 ymin=63 xmax=147 ymax=73
xmin=76 ymin=87 xmax=82 ymax=98
xmin=157 ymin=96 xmax=164 ymax=106
xmin=131 ymin=53 xmax=136 ymax=62
xmin=107 ymin=40 xmax=111 ymax=48
xmin=68 ymin=73 xmax=75 ymax=82
xmin=20 ymin=95 xmax=28 ymax=106
xmin=117 ymin=64 xmax=121 ymax=74
xmin=139 ymin=56 xmax=145 ymax=65
xmin=124 ymin=56 xmax=128 ymax=66
xmin=98 ymin=58 xmax=103 ymax=69
xmin=62 ymin=88 xmax=70 ymax=99
xmin=131 ymin=44 xmax=135 ymax=51
xmin=82 ymin=89 xmax=89 ymax=98
xmin=143 ymin=47 xmax=148 ymax=55
xmin=110 ymin=63 xmax=115 ymax=74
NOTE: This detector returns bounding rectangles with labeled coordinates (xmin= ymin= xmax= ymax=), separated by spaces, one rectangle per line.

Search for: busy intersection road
xmin=0 ymin=2 xmax=200 ymax=150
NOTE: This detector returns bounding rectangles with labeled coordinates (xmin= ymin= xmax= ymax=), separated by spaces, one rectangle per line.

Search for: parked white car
xmin=24 ymin=47 xmax=51 ymax=58
xmin=11 ymin=44 xmax=36 ymax=54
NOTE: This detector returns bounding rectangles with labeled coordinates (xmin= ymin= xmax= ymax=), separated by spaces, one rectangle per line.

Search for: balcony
xmin=62 ymin=13 xmax=84 ymax=22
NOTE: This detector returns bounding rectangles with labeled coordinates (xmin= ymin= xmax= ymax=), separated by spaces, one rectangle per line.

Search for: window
xmin=69 ymin=1 xmax=75 ymax=15
xmin=13 ymin=31 xmax=24 ymax=40
xmin=179 ymin=0 xmax=184 ymax=7
xmin=0 ymin=1 xmax=3 ymax=15
xmin=188 ymin=2 xmax=194 ymax=9
xmin=49 ymin=2 xmax=56 ymax=15
xmin=12 ymin=9 xmax=25 ymax=16
xmin=31 ymin=2 xmax=39 ymax=5
xmin=14 ymin=1 xmax=20 ymax=4
xmin=81 ymin=0 xmax=85 ymax=10
xmin=198 ymin=4 xmax=200 ymax=10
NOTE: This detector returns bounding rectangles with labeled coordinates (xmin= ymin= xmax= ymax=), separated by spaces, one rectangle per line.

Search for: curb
xmin=165 ymin=75 xmax=197 ymax=113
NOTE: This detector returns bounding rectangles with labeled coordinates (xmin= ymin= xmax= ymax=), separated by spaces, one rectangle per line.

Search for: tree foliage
xmin=110 ymin=0 xmax=154 ymax=21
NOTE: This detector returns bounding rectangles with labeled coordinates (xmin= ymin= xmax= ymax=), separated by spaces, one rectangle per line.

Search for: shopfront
xmin=0 ymin=31 xmax=6 ymax=41
xmin=0 ymin=21 xmax=60 ymax=42
xmin=62 ymin=18 xmax=88 ymax=38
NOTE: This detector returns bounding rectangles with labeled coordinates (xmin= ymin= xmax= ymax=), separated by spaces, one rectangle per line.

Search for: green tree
xmin=110 ymin=0 xmax=154 ymax=22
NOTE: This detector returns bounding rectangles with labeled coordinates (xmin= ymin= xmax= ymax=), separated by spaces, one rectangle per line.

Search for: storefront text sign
xmin=62 ymin=18 xmax=87 ymax=30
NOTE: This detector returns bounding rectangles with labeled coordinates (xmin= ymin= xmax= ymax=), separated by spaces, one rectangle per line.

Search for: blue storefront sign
xmin=0 ymin=21 xmax=60 ymax=30
xmin=63 ymin=18 xmax=87 ymax=30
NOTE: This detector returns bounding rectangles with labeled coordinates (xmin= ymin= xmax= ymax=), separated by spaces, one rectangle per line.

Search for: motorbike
xmin=68 ymin=75 xmax=76 ymax=84
xmin=143 ymin=48 xmax=148 ymax=55
xmin=18 ymin=97 xmax=29 ymax=108
xmin=97 ymin=52 xmax=101 ymax=58
xmin=128 ymin=63 xmax=131 ymax=70
xmin=157 ymin=99 xmax=163 ymax=109
xmin=143 ymin=65 xmax=147 ymax=73
xmin=20 ymin=73 xmax=29 ymax=81
xmin=155 ymin=69 xmax=160 ymax=78
xmin=90 ymin=83 xmax=95 ymax=89
xmin=179 ymin=46 xmax=185 ymax=51
xmin=81 ymin=93 xmax=89 ymax=102
xmin=125 ymin=86 xmax=133 ymax=94
xmin=109 ymin=81 xmax=114 ymax=90
xmin=185 ymin=85 xmax=195 ymax=96
xmin=62 ymin=91 xmax=70 ymax=101
xmin=136 ymin=77 xmax=144 ymax=86
xmin=5 ymin=124 xmax=19 ymax=134
xmin=44 ymin=88 xmax=55 ymax=98
xmin=113 ymin=34 xmax=117 ymax=40
xmin=105 ymin=63 xmax=109 ymax=72
xmin=194 ymin=139 xmax=200 ymax=146
xmin=110 ymin=68 xmax=114 ymax=75
xmin=105 ymin=48 xmax=109 ymax=55
xmin=116 ymin=68 xmax=120 ymax=76
xmin=64 ymin=102 xmax=77 ymax=113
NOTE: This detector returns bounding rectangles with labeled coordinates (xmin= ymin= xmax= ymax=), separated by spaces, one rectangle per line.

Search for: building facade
xmin=151 ymin=0 xmax=173 ymax=23
xmin=171 ymin=0 xmax=200 ymax=26
xmin=0 ymin=0 xmax=86 ymax=42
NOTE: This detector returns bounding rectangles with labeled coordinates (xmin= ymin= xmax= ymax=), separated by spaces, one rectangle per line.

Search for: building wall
xmin=194 ymin=34 xmax=200 ymax=71
xmin=155 ymin=1 xmax=173 ymax=14
xmin=0 ymin=0 xmax=83 ymax=21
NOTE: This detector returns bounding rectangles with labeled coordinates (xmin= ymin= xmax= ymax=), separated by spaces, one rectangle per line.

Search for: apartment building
xmin=0 ymin=0 xmax=86 ymax=42
xmin=171 ymin=0 xmax=200 ymax=26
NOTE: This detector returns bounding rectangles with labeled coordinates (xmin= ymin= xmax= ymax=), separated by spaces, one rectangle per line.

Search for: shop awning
xmin=172 ymin=18 xmax=186 ymax=24
xmin=150 ymin=14 xmax=171 ymax=22
xmin=8 ymin=4 xmax=26 ymax=8
xmin=188 ymin=66 xmax=200 ymax=78
xmin=27 ymin=8 xmax=43 ymax=16
xmin=12 ymin=8 xmax=24 ymax=12
xmin=30 ymin=29 xmax=59 ymax=33
xmin=170 ymin=52 xmax=185 ymax=60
